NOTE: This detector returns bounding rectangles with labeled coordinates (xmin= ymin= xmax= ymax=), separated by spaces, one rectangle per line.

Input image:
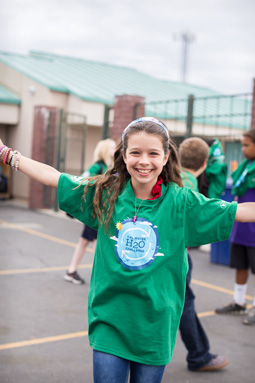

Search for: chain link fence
xmin=135 ymin=93 xmax=252 ymax=140
xmin=134 ymin=93 xmax=253 ymax=177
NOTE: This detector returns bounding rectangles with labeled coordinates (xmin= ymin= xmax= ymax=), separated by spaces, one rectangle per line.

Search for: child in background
xmin=1 ymin=117 xmax=255 ymax=383
xmin=216 ymin=129 xmax=255 ymax=325
xmin=179 ymin=137 xmax=228 ymax=371
xmin=64 ymin=138 xmax=116 ymax=285
xmin=197 ymin=138 xmax=227 ymax=198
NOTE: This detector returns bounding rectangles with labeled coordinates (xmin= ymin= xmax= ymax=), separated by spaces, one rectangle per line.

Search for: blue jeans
xmin=93 ymin=350 xmax=165 ymax=383
xmin=179 ymin=253 xmax=213 ymax=371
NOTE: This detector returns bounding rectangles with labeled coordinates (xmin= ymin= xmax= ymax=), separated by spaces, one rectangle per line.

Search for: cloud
xmin=0 ymin=0 xmax=254 ymax=94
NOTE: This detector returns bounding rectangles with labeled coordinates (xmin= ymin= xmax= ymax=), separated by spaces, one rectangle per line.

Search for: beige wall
xmin=67 ymin=95 xmax=105 ymax=126
xmin=0 ymin=63 xmax=106 ymax=202
xmin=0 ymin=63 xmax=70 ymax=199
xmin=0 ymin=104 xmax=20 ymax=124
xmin=0 ymin=125 xmax=8 ymax=142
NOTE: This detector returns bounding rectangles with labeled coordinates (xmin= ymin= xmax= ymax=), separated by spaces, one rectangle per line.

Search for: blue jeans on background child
xmin=93 ymin=350 xmax=165 ymax=383
xmin=179 ymin=254 xmax=213 ymax=371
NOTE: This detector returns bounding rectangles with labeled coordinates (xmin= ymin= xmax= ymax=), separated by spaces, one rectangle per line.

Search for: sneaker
xmin=243 ymin=306 xmax=255 ymax=325
xmin=196 ymin=355 xmax=229 ymax=371
xmin=215 ymin=302 xmax=246 ymax=315
xmin=64 ymin=271 xmax=85 ymax=285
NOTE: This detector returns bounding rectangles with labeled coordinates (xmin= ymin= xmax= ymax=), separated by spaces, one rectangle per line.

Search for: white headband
xmin=122 ymin=117 xmax=169 ymax=141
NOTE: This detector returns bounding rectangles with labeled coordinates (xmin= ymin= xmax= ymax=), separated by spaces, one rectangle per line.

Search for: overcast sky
xmin=1 ymin=0 xmax=254 ymax=95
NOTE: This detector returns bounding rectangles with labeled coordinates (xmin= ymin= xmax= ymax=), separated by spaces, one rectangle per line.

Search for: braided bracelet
xmin=10 ymin=150 xmax=19 ymax=170
xmin=8 ymin=152 xmax=14 ymax=165
xmin=11 ymin=153 xmax=16 ymax=170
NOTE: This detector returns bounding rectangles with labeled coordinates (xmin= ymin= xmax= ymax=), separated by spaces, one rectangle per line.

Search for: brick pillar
xmin=251 ymin=78 xmax=255 ymax=130
xmin=111 ymin=95 xmax=145 ymax=143
xmin=29 ymin=106 xmax=59 ymax=209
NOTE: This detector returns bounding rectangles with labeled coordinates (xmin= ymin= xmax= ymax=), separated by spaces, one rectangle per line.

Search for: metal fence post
xmin=80 ymin=116 xmax=87 ymax=175
xmin=185 ymin=95 xmax=194 ymax=137
xmin=133 ymin=103 xmax=140 ymax=119
xmin=54 ymin=108 xmax=63 ymax=211
xmin=102 ymin=104 xmax=111 ymax=139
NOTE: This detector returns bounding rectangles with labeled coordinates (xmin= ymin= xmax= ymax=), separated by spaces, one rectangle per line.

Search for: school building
xmin=0 ymin=51 xmax=254 ymax=208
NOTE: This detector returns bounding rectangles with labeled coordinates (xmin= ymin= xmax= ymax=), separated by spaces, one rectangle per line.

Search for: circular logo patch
xmin=113 ymin=217 xmax=159 ymax=270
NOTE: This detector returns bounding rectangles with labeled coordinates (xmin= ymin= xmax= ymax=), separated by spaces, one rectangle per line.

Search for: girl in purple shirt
xmin=216 ymin=129 xmax=255 ymax=325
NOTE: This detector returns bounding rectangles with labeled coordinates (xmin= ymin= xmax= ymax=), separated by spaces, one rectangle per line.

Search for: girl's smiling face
xmin=123 ymin=132 xmax=169 ymax=195
xmin=242 ymin=136 xmax=255 ymax=160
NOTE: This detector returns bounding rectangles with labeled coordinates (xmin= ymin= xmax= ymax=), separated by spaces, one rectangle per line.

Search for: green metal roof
xmin=0 ymin=51 xmax=251 ymax=129
xmin=0 ymin=50 xmax=221 ymax=104
xmin=0 ymin=84 xmax=21 ymax=105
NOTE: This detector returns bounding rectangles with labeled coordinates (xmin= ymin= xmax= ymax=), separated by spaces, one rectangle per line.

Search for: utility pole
xmin=174 ymin=32 xmax=196 ymax=83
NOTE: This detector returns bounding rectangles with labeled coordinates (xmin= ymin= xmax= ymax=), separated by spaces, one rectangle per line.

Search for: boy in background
xmin=178 ymin=137 xmax=229 ymax=371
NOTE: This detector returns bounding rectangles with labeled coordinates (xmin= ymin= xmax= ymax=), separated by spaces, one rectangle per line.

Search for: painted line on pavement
xmin=0 ymin=264 xmax=92 ymax=275
xmin=192 ymin=279 xmax=253 ymax=301
xmin=2 ymin=217 xmax=251 ymax=300
xmin=0 ymin=331 xmax=88 ymax=351
xmin=1 ymin=269 xmax=252 ymax=303
xmin=197 ymin=311 xmax=215 ymax=318
xmin=0 ymin=219 xmax=253 ymax=350
xmin=0 ymin=218 xmax=93 ymax=252
xmin=2 ymin=304 xmax=253 ymax=351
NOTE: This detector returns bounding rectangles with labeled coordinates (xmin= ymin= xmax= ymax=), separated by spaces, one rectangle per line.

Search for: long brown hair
xmin=81 ymin=119 xmax=183 ymax=228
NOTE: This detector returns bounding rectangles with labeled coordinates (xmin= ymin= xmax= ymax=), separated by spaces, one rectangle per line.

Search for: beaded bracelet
xmin=15 ymin=151 xmax=21 ymax=171
xmin=3 ymin=148 xmax=12 ymax=165
xmin=3 ymin=147 xmax=9 ymax=164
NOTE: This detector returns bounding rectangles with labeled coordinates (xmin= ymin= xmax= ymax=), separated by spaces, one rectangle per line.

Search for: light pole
xmin=174 ymin=32 xmax=196 ymax=83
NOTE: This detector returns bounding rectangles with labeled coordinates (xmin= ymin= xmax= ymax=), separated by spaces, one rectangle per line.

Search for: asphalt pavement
xmin=0 ymin=200 xmax=254 ymax=383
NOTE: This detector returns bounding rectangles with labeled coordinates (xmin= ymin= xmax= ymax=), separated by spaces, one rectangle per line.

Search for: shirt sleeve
xmin=57 ymin=173 xmax=99 ymax=230
xmin=184 ymin=188 xmax=237 ymax=248
xmin=82 ymin=162 xmax=104 ymax=178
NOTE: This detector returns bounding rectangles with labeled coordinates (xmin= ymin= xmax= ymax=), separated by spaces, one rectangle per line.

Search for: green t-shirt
xmin=58 ymin=174 xmax=237 ymax=365
xmin=81 ymin=160 xmax=107 ymax=178
xmin=231 ymin=159 xmax=255 ymax=197
xmin=205 ymin=139 xmax=227 ymax=198
xmin=181 ymin=170 xmax=199 ymax=192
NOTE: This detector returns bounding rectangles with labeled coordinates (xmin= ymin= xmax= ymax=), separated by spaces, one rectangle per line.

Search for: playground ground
xmin=0 ymin=200 xmax=254 ymax=383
